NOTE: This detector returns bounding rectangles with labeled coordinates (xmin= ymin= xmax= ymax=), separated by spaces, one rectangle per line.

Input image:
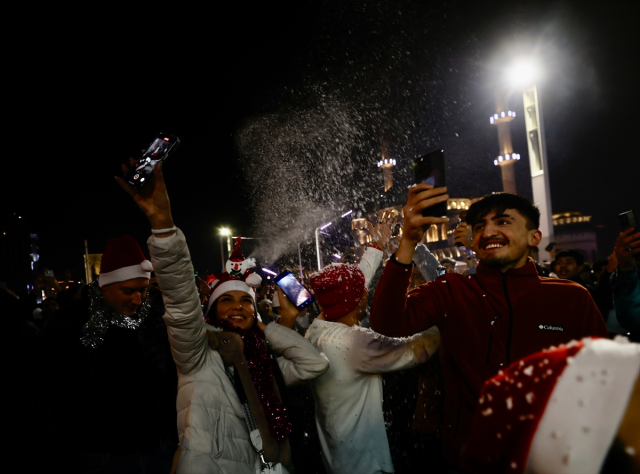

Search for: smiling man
xmin=369 ymin=188 xmax=608 ymax=473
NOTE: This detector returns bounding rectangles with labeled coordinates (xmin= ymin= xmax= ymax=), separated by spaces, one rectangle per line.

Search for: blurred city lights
xmin=262 ymin=268 xmax=277 ymax=276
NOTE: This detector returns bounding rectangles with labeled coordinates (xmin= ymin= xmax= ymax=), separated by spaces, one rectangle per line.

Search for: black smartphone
xmin=126 ymin=132 xmax=180 ymax=188
xmin=544 ymin=242 xmax=556 ymax=252
xmin=274 ymin=270 xmax=315 ymax=309
xmin=413 ymin=149 xmax=447 ymax=218
xmin=619 ymin=210 xmax=638 ymax=232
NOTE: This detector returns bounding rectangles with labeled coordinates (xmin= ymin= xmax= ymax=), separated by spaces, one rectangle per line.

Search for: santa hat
xmin=98 ymin=235 xmax=153 ymax=287
xmin=309 ymin=263 xmax=365 ymax=321
xmin=462 ymin=337 xmax=640 ymax=474
xmin=204 ymin=238 xmax=262 ymax=323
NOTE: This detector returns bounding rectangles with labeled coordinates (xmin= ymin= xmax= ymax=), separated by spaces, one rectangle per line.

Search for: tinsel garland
xmin=211 ymin=318 xmax=292 ymax=441
xmin=80 ymin=279 xmax=151 ymax=349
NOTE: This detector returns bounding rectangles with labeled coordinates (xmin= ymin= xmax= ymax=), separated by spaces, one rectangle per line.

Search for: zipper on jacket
xmin=486 ymin=315 xmax=498 ymax=363
xmin=502 ymin=273 xmax=515 ymax=365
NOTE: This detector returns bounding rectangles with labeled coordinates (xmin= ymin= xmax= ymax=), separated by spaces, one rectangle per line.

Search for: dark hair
xmin=465 ymin=193 xmax=540 ymax=230
xmin=554 ymin=249 xmax=585 ymax=267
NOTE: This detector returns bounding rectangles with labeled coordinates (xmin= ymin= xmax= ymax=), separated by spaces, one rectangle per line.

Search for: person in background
xmin=38 ymin=234 xmax=179 ymax=474
xmin=612 ymin=227 xmax=640 ymax=340
xmin=554 ymin=249 xmax=596 ymax=295
xmin=370 ymin=188 xmax=609 ymax=473
xmin=439 ymin=257 xmax=457 ymax=274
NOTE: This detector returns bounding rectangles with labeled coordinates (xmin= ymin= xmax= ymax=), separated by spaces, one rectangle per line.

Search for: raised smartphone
xmin=413 ymin=149 xmax=447 ymax=218
xmin=126 ymin=132 xmax=180 ymax=188
xmin=619 ymin=210 xmax=638 ymax=232
xmin=274 ymin=270 xmax=314 ymax=309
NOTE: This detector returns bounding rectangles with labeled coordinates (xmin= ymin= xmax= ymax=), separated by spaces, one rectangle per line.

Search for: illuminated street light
xmin=218 ymin=227 xmax=232 ymax=271
xmin=507 ymin=59 xmax=540 ymax=88
xmin=506 ymin=57 xmax=554 ymax=264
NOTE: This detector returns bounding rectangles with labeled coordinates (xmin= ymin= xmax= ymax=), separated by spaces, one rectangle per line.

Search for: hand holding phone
xmin=619 ymin=210 xmax=638 ymax=232
xmin=274 ymin=270 xmax=314 ymax=310
xmin=125 ymin=132 xmax=180 ymax=188
xmin=413 ymin=150 xmax=447 ymax=218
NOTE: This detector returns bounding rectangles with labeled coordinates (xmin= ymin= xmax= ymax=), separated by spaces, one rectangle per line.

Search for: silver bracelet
xmin=151 ymin=226 xmax=177 ymax=234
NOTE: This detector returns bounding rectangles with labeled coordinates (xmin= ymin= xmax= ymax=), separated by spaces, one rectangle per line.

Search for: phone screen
xmin=275 ymin=271 xmax=314 ymax=309
xmin=413 ymin=149 xmax=447 ymax=217
xmin=126 ymin=133 xmax=180 ymax=188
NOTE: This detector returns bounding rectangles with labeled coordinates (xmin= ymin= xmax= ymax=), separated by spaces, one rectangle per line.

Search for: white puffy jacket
xmin=148 ymin=230 xmax=329 ymax=474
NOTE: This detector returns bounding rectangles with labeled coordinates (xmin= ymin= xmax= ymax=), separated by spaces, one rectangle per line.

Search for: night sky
xmin=2 ymin=0 xmax=639 ymax=281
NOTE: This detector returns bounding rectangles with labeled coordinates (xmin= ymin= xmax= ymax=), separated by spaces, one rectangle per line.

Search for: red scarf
xmin=212 ymin=318 xmax=292 ymax=441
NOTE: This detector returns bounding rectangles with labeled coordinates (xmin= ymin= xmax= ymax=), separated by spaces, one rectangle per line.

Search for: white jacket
xmin=148 ymin=230 xmax=329 ymax=474
xmin=305 ymin=244 xmax=440 ymax=474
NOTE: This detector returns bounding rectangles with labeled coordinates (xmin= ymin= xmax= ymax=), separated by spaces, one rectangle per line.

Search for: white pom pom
xmin=245 ymin=273 xmax=262 ymax=288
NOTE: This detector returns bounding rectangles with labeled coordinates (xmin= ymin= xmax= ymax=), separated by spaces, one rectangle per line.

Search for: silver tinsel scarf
xmin=80 ymin=279 xmax=152 ymax=349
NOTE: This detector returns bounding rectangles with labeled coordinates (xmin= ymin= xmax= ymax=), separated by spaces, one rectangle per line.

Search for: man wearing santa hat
xmin=370 ymin=185 xmax=609 ymax=473
xmin=38 ymin=234 xmax=179 ymax=473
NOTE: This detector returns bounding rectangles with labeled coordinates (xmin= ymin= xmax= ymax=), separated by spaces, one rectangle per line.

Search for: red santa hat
xmin=309 ymin=263 xmax=365 ymax=321
xmin=204 ymin=238 xmax=262 ymax=323
xmin=98 ymin=235 xmax=153 ymax=287
xmin=462 ymin=337 xmax=640 ymax=474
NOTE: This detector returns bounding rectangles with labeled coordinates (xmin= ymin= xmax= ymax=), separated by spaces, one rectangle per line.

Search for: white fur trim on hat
xmin=98 ymin=260 xmax=153 ymax=287
xmin=526 ymin=337 xmax=640 ymax=473
xmin=206 ymin=279 xmax=256 ymax=314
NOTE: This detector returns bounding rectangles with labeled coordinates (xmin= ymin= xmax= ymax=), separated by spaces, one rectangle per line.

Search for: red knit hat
xmin=98 ymin=235 xmax=153 ymax=287
xmin=462 ymin=337 xmax=640 ymax=473
xmin=309 ymin=263 xmax=365 ymax=321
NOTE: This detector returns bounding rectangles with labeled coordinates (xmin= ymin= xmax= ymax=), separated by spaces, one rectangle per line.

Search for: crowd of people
xmin=2 ymin=160 xmax=638 ymax=474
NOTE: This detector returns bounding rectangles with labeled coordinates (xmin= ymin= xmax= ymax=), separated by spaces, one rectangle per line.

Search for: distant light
xmin=18 ymin=216 xmax=22 ymax=219
xmin=219 ymin=227 xmax=231 ymax=236
xmin=319 ymin=231 xmax=331 ymax=236
xmin=489 ymin=117 xmax=494 ymax=124
xmin=501 ymin=111 xmax=505 ymax=117
xmin=494 ymin=114 xmax=498 ymax=119
xmin=498 ymin=156 xmax=503 ymax=162
xmin=333 ymin=253 xmax=341 ymax=259
xmin=341 ymin=210 xmax=353 ymax=218
xmin=320 ymin=222 xmax=332 ymax=230
xmin=505 ymin=154 xmax=510 ymax=159
xmin=263 ymin=268 xmax=277 ymax=276
xmin=266 ymin=276 xmax=271 ymax=279
xmin=140 ymin=177 xmax=145 ymax=182
xmin=494 ymin=160 xmax=498 ymax=165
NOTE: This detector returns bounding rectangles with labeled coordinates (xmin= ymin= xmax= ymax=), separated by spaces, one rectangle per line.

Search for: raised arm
xmin=611 ymin=228 xmax=640 ymax=333
xmin=349 ymin=326 xmax=440 ymax=374
xmin=117 ymin=162 xmax=208 ymax=375
xmin=265 ymin=322 xmax=329 ymax=386
xmin=370 ymin=183 xmax=449 ymax=337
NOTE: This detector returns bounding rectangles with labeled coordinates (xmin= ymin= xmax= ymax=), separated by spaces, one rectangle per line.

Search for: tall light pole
xmin=508 ymin=59 xmax=555 ymax=264
xmin=219 ymin=227 xmax=231 ymax=271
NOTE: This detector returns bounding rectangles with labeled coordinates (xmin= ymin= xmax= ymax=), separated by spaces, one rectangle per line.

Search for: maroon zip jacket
xmin=370 ymin=256 xmax=608 ymax=469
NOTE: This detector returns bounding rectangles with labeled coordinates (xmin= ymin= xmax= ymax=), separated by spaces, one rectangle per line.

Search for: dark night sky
xmin=2 ymin=0 xmax=639 ymax=281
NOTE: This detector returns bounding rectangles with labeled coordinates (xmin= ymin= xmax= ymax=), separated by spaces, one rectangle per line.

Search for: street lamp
xmin=219 ymin=227 xmax=231 ymax=271
xmin=507 ymin=58 xmax=555 ymax=264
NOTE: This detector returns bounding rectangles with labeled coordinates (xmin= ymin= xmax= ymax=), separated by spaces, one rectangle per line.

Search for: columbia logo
xmin=538 ymin=324 xmax=564 ymax=332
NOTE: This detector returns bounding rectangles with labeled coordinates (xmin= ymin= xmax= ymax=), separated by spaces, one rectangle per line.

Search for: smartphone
xmin=126 ymin=132 xmax=180 ymax=188
xmin=454 ymin=210 xmax=467 ymax=247
xmin=619 ymin=210 xmax=638 ymax=232
xmin=413 ymin=149 xmax=447 ymax=218
xmin=274 ymin=270 xmax=315 ymax=309
xmin=544 ymin=242 xmax=556 ymax=252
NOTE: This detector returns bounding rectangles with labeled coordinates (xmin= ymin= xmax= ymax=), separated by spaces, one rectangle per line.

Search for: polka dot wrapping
xmin=462 ymin=340 xmax=585 ymax=473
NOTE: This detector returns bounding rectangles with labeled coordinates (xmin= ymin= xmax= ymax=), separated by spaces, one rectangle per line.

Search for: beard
xmin=479 ymin=246 xmax=529 ymax=270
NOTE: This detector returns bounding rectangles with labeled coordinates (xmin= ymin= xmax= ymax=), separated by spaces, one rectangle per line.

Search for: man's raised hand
xmin=116 ymin=158 xmax=175 ymax=235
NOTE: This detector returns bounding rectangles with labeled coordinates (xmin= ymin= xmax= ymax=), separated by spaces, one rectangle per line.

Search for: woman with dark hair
xmin=117 ymin=161 xmax=329 ymax=474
